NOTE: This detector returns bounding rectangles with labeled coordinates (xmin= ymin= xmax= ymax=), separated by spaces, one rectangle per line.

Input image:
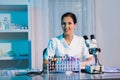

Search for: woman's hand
xmin=80 ymin=55 xmax=95 ymax=69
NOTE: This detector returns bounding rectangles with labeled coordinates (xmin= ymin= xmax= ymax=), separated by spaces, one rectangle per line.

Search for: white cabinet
xmin=0 ymin=0 xmax=31 ymax=69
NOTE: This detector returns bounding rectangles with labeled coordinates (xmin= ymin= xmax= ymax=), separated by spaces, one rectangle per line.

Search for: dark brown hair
xmin=61 ymin=12 xmax=77 ymax=24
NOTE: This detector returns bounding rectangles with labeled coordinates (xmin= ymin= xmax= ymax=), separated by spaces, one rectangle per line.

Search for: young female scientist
xmin=43 ymin=12 xmax=94 ymax=70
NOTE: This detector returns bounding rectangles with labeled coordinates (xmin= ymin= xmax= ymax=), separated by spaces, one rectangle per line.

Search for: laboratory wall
xmin=95 ymin=0 xmax=120 ymax=67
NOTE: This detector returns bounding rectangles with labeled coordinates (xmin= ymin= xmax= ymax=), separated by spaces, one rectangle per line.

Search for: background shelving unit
xmin=0 ymin=0 xmax=31 ymax=69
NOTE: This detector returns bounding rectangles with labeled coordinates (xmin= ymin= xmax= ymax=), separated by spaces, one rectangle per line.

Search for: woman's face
xmin=61 ymin=16 xmax=76 ymax=36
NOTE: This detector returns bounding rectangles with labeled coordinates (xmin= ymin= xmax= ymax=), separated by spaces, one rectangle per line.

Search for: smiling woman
xmin=30 ymin=0 xmax=96 ymax=69
xmin=43 ymin=12 xmax=95 ymax=71
xmin=61 ymin=12 xmax=77 ymax=38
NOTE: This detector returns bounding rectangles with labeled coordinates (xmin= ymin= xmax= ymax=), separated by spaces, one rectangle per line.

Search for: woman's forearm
xmin=80 ymin=56 xmax=95 ymax=68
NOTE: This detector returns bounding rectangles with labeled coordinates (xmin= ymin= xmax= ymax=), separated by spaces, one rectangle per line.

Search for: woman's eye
xmin=68 ymin=22 xmax=72 ymax=25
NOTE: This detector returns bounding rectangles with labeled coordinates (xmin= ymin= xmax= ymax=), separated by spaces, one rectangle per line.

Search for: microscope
xmin=83 ymin=34 xmax=104 ymax=74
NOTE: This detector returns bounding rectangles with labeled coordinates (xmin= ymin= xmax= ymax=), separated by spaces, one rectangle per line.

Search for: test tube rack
xmin=48 ymin=56 xmax=80 ymax=72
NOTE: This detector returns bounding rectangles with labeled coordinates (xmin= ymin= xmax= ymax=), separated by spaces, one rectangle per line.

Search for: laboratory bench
xmin=0 ymin=69 xmax=120 ymax=80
